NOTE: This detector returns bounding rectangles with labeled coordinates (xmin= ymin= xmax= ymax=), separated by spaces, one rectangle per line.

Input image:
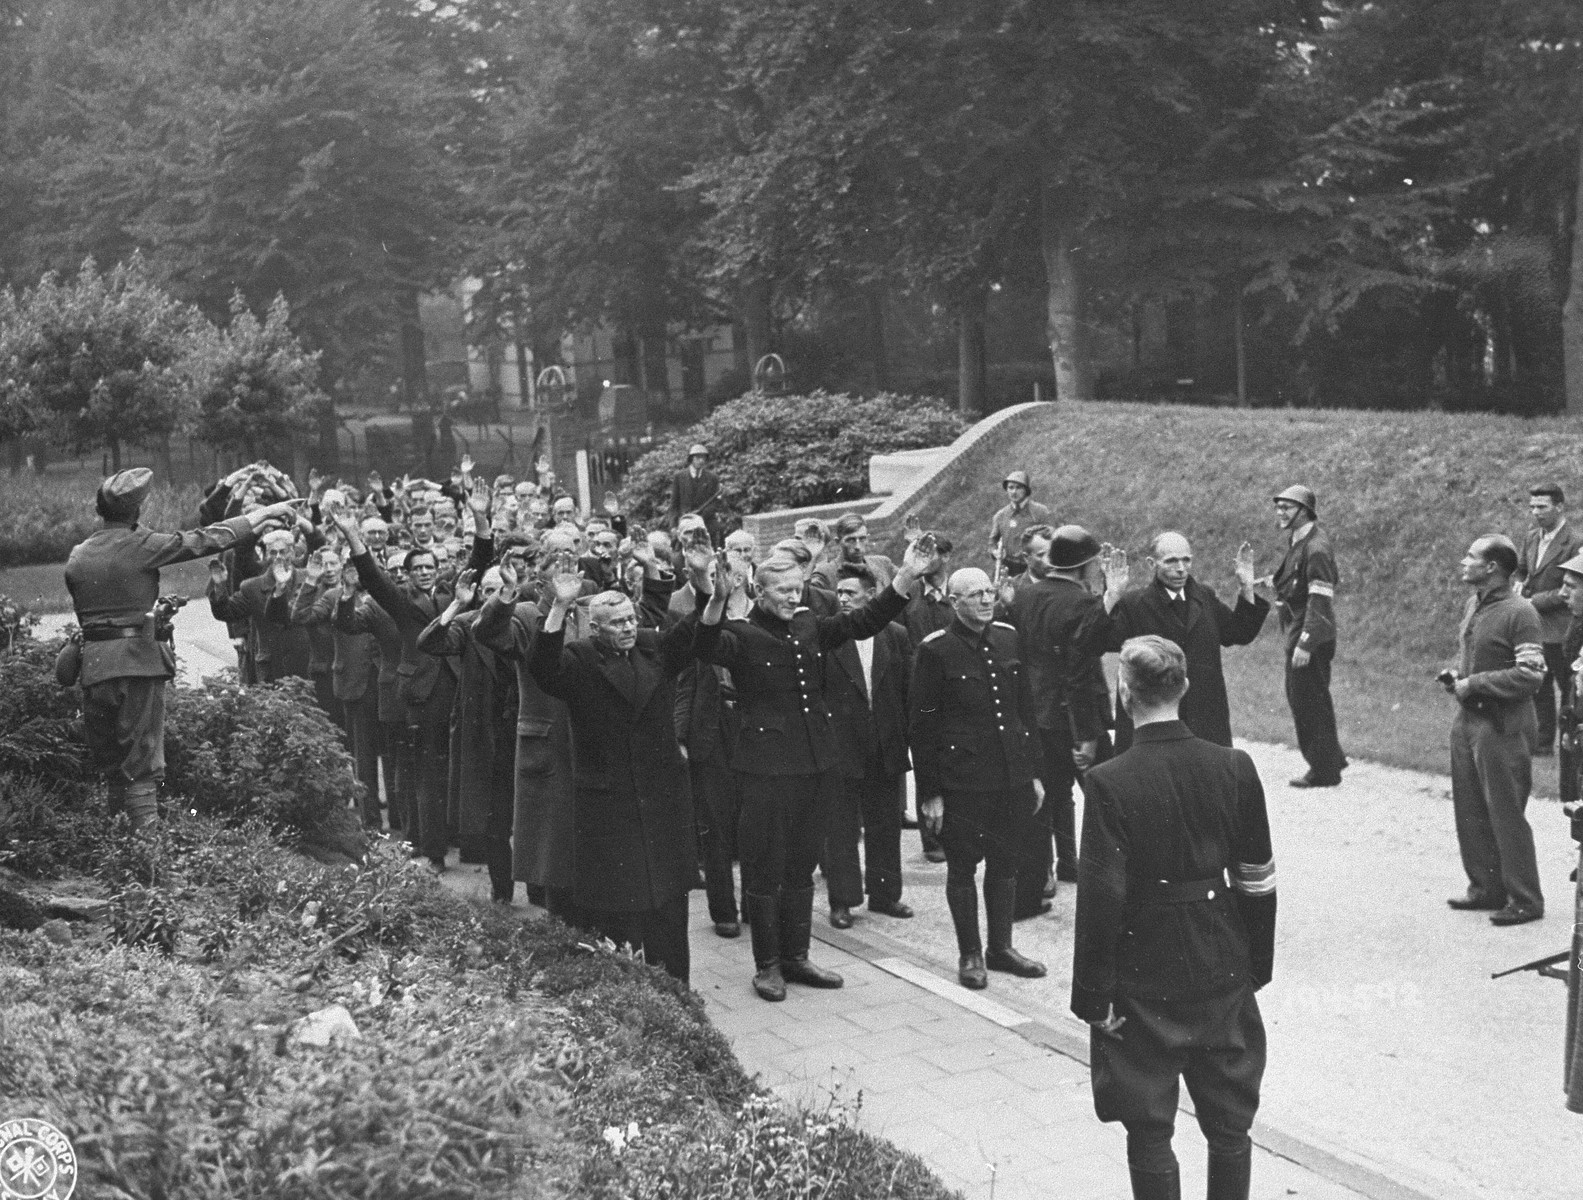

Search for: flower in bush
xmin=620 ymin=391 xmax=967 ymax=522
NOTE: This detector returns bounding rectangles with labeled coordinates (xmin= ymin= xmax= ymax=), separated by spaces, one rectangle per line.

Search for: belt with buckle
xmin=81 ymin=625 xmax=151 ymax=643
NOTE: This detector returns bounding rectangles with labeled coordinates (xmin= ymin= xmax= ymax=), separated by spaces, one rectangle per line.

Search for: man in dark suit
xmin=1096 ymin=531 xmax=1269 ymax=752
xmin=1516 ymin=483 xmax=1583 ymax=755
xmin=821 ymin=564 xmax=914 ymax=928
xmin=335 ymin=552 xmax=408 ymax=832
xmin=292 ymin=559 xmax=382 ymax=825
xmin=1002 ymin=525 xmax=1112 ymax=911
xmin=696 ymin=539 xmax=937 ymax=1001
xmin=530 ymin=563 xmax=711 ymax=984
xmin=207 ymin=528 xmax=313 ymax=683
xmin=668 ymin=443 xmax=722 ymax=535
xmin=676 ymin=657 xmax=744 ymax=938
xmin=1073 ymin=635 xmax=1277 ymax=1200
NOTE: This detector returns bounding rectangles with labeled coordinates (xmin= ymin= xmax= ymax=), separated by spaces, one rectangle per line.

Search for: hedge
xmin=620 ymin=391 xmax=967 ymax=523
xmin=0 ymin=473 xmax=204 ymax=567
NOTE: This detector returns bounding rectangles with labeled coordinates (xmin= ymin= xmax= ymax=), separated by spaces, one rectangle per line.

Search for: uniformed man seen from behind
xmin=1267 ymin=485 xmax=1346 ymax=787
xmin=912 ymin=566 xmax=1048 ymax=991
xmin=695 ymin=538 xmax=939 ymax=1002
xmin=65 ymin=468 xmax=297 ymax=828
xmin=1073 ymin=635 xmax=1276 ymax=1200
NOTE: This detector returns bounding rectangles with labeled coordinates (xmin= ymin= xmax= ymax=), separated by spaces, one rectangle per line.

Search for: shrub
xmin=620 ymin=391 xmax=967 ymax=522
xmin=163 ymin=676 xmax=369 ymax=857
xmin=0 ymin=474 xmax=205 ymax=567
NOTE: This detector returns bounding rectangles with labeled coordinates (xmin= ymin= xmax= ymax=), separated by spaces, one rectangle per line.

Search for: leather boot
xmin=946 ymin=884 xmax=987 ymax=989
xmin=124 ymin=780 xmax=159 ymax=832
xmin=745 ymin=893 xmax=785 ymax=1001
xmin=1206 ymin=1150 xmax=1251 ymax=1200
xmin=1128 ymin=1167 xmax=1181 ymax=1200
xmin=778 ymin=884 xmax=843 ymax=988
xmin=985 ymin=877 xmax=1047 ymax=977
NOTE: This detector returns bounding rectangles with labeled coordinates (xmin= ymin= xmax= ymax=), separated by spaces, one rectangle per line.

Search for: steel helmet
xmin=1271 ymin=485 xmax=1317 ymax=516
xmin=1047 ymin=525 xmax=1101 ymax=569
xmin=1002 ymin=470 xmax=1032 ymax=493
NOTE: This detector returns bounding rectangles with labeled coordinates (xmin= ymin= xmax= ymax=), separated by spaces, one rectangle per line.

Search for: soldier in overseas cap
xmin=1264 ymin=485 xmax=1347 ymax=787
xmin=64 ymin=468 xmax=300 ymax=828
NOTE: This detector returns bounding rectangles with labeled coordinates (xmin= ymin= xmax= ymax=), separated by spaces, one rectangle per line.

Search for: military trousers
xmin=1534 ymin=641 xmax=1571 ymax=752
xmin=1090 ymin=986 xmax=1265 ymax=1172
xmin=1285 ymin=639 xmax=1346 ymax=782
xmin=82 ymin=675 xmax=167 ymax=784
xmin=737 ymin=769 xmax=839 ymax=898
xmin=1450 ymin=706 xmax=1543 ymax=914
xmin=940 ymin=784 xmax=1035 ymax=890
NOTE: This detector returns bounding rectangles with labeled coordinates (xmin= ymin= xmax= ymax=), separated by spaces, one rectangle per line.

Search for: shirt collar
xmin=1131 ymin=718 xmax=1193 ymax=743
xmin=1289 ymin=520 xmax=1315 ymax=547
xmin=1474 ymin=580 xmax=1513 ymax=608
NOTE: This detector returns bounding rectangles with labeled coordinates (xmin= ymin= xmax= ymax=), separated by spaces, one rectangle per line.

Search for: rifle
xmin=1490 ymin=950 xmax=1570 ymax=981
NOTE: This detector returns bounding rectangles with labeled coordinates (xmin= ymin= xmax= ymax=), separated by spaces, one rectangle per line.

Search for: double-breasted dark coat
xmin=1096 ymin=577 xmax=1269 ymax=752
xmin=208 ymin=568 xmax=312 ymax=682
xmin=417 ymin=609 xmax=517 ymax=866
xmin=474 ymin=593 xmax=582 ymax=891
xmin=528 ymin=617 xmax=700 ymax=913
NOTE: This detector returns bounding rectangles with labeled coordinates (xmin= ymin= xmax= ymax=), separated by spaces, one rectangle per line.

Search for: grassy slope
xmin=906 ymin=399 xmax=1581 ymax=788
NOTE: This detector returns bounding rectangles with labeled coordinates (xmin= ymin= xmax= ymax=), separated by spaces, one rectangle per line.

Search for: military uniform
xmin=910 ymin=616 xmax=1047 ymax=982
xmin=1072 ymin=721 xmax=1277 ymax=1198
xmin=694 ymin=584 xmax=909 ymax=995
xmin=64 ymin=469 xmax=260 ymax=825
xmin=1272 ymin=521 xmax=1346 ymax=784
xmin=990 ymin=499 xmax=1053 ymax=577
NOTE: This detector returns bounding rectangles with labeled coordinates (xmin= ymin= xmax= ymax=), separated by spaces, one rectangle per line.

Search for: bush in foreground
xmin=621 ymin=391 xmax=967 ymax=522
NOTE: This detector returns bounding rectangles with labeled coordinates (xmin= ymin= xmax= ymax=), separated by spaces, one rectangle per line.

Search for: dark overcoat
xmin=823 ymin=621 xmax=911 ymax=780
xmin=1098 ymin=577 xmax=1268 ymax=752
xmin=528 ymin=618 xmax=699 ymax=913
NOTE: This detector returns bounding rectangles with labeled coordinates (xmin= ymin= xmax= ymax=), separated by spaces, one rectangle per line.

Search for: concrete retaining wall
xmin=738 ymin=401 xmax=1052 ymax=557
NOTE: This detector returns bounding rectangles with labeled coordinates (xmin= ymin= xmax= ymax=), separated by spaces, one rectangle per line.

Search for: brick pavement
xmin=689 ymin=885 xmax=1372 ymax=1200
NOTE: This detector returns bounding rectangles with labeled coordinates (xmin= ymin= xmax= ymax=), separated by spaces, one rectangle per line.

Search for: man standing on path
xmin=912 ymin=566 xmax=1049 ymax=991
xmin=529 ymin=564 xmax=712 ymax=984
xmin=1003 ymin=524 xmax=1112 ymax=910
xmin=1097 ymin=532 xmax=1268 ymax=753
xmin=1072 ymin=635 xmax=1277 ymax=1200
xmin=1445 ymin=534 xmax=1547 ymax=926
xmin=1266 ymin=485 xmax=1346 ymax=788
xmin=1515 ymin=484 xmax=1583 ymax=760
xmin=820 ymin=563 xmax=914 ymax=929
xmin=695 ymin=539 xmax=939 ymax=1002
xmin=66 ymin=469 xmax=297 ymax=829
xmin=988 ymin=471 xmax=1052 ymax=581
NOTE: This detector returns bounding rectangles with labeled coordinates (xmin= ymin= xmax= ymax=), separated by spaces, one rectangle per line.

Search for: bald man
xmin=1096 ymin=531 xmax=1268 ymax=753
xmin=912 ymin=566 xmax=1048 ymax=990
xmin=1445 ymin=534 xmax=1547 ymax=926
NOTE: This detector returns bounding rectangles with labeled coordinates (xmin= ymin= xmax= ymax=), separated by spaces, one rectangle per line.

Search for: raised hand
xmin=208 ymin=559 xmax=228 ymax=585
xmin=603 ymin=490 xmax=620 ymax=515
xmin=549 ymin=571 xmax=583 ymax=608
xmin=304 ymin=551 xmax=326 ymax=586
xmin=307 ymin=468 xmax=324 ymax=497
xmin=460 ymin=453 xmax=474 ymax=477
xmin=468 ymin=478 xmax=491 ymax=519
xmin=453 ymin=568 xmax=478 ymax=608
xmin=496 ymin=563 xmax=520 ymax=605
xmin=1101 ymin=545 xmax=1130 ymax=595
xmin=900 ymin=534 xmax=940 ymax=579
xmin=903 ymin=512 xmax=922 ymax=543
xmin=1233 ymin=541 xmax=1257 ymax=592
xmin=271 ymin=559 xmax=294 ymax=592
xmin=683 ymin=542 xmax=714 ymax=579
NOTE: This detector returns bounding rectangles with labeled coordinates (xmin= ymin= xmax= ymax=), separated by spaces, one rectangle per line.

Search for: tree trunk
xmin=1040 ymin=181 xmax=1086 ymax=402
xmin=1563 ymin=133 xmax=1583 ymax=414
xmin=866 ymin=282 xmax=889 ymax=389
xmin=396 ymin=287 xmax=429 ymax=412
xmin=1234 ymin=291 xmax=1248 ymax=407
xmin=109 ymin=438 xmax=121 ymax=472
xmin=738 ymin=276 xmax=773 ymax=379
xmin=957 ymin=285 xmax=987 ymax=417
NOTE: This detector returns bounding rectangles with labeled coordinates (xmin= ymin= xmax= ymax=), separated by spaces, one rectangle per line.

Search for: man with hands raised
xmin=523 ymin=552 xmax=716 ymax=983
xmin=695 ymin=535 xmax=941 ymax=1002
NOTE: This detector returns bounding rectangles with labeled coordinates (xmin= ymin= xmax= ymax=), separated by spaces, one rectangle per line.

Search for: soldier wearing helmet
xmin=990 ymin=470 xmax=1053 ymax=580
xmin=1266 ymin=485 xmax=1347 ymax=787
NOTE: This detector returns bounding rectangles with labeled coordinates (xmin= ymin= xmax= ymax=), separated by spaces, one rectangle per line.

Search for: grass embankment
xmin=911 ymin=399 xmax=1582 ymax=787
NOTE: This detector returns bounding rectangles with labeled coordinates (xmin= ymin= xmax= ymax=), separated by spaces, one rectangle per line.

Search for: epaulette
xmin=921 ymin=629 xmax=947 ymax=643
xmin=991 ymin=621 xmax=1016 ymax=630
